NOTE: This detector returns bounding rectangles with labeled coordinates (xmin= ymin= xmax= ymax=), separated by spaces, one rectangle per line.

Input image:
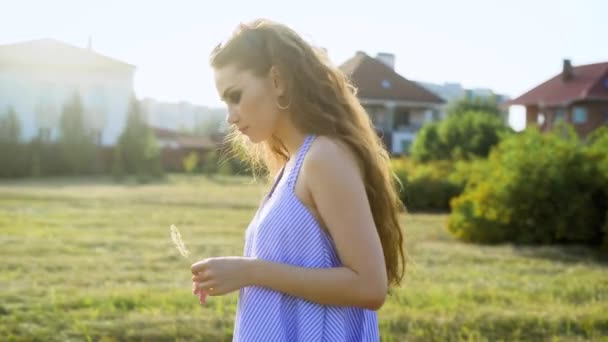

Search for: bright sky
xmin=1 ymin=0 xmax=606 ymax=129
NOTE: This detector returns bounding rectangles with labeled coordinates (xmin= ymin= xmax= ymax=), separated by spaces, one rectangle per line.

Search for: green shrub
xmin=27 ymin=140 xmax=71 ymax=177
xmin=218 ymin=159 xmax=234 ymax=176
xmin=448 ymin=125 xmax=608 ymax=245
xmin=202 ymin=150 xmax=219 ymax=175
xmin=391 ymin=158 xmax=464 ymax=211
xmin=202 ymin=148 xmax=252 ymax=177
xmin=111 ymin=145 xmax=125 ymax=182
xmin=182 ymin=152 xmax=200 ymax=174
xmin=584 ymin=127 xmax=608 ymax=246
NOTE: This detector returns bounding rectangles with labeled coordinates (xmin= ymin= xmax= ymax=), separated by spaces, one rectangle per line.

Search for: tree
xmin=58 ymin=93 xmax=97 ymax=174
xmin=0 ymin=107 xmax=25 ymax=177
xmin=447 ymin=96 xmax=503 ymax=117
xmin=409 ymin=122 xmax=445 ymax=161
xmin=411 ymin=110 xmax=512 ymax=162
xmin=115 ymin=96 xmax=164 ymax=182
xmin=0 ymin=106 xmax=21 ymax=144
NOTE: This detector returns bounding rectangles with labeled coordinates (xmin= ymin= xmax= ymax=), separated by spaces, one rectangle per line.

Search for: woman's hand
xmin=191 ymin=256 xmax=255 ymax=296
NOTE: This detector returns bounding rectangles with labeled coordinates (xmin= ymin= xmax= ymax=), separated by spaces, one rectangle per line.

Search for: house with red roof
xmin=148 ymin=126 xmax=223 ymax=171
xmin=339 ymin=51 xmax=444 ymax=154
xmin=507 ymin=59 xmax=608 ymax=137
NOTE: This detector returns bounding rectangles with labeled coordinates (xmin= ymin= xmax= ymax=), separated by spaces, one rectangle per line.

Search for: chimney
xmin=87 ymin=36 xmax=93 ymax=50
xmin=562 ymin=59 xmax=573 ymax=81
xmin=376 ymin=52 xmax=395 ymax=69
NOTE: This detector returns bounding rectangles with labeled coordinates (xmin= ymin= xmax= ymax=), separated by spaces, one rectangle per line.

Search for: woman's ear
xmin=269 ymin=66 xmax=286 ymax=97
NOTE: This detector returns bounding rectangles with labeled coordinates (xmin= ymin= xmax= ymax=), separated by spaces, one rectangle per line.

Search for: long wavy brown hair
xmin=210 ymin=19 xmax=406 ymax=290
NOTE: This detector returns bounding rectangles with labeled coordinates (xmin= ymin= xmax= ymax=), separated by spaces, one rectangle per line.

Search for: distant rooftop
xmin=0 ymin=38 xmax=135 ymax=70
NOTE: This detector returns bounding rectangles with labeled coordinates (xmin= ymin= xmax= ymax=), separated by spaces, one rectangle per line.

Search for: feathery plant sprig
xmin=170 ymin=224 xmax=191 ymax=260
xmin=170 ymin=224 xmax=208 ymax=305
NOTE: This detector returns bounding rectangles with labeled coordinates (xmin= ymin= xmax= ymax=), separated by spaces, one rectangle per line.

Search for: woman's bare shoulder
xmin=302 ymin=136 xmax=362 ymax=183
xmin=306 ymin=136 xmax=357 ymax=167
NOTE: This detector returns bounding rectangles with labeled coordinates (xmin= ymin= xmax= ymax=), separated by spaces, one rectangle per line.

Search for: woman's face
xmin=214 ymin=64 xmax=284 ymax=143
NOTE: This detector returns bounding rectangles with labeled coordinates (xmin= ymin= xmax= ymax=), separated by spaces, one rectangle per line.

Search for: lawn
xmin=1 ymin=174 xmax=607 ymax=341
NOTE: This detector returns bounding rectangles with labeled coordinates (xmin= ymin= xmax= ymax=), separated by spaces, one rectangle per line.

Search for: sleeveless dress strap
xmin=287 ymin=134 xmax=316 ymax=190
xmin=266 ymin=163 xmax=286 ymax=199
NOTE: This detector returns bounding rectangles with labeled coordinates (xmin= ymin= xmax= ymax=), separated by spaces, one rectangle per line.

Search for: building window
xmin=382 ymin=80 xmax=391 ymax=89
xmin=572 ymin=106 xmax=588 ymax=124
xmin=376 ymin=111 xmax=385 ymax=125
xmin=367 ymin=106 xmax=386 ymax=129
xmin=432 ymin=109 xmax=441 ymax=121
xmin=554 ymin=108 xmax=566 ymax=122
xmin=394 ymin=110 xmax=410 ymax=129
xmin=401 ymin=140 xmax=412 ymax=154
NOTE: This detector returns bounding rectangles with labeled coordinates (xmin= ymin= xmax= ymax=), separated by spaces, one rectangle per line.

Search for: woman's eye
xmin=229 ymin=91 xmax=242 ymax=104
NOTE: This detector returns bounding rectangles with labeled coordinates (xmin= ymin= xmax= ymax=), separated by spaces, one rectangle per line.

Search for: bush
xmin=391 ymin=158 xmax=464 ymax=211
xmin=448 ymin=124 xmax=608 ymax=246
xmin=411 ymin=110 xmax=512 ymax=162
xmin=182 ymin=152 xmax=200 ymax=173
xmin=0 ymin=143 xmax=29 ymax=178
xmin=226 ymin=155 xmax=252 ymax=176
xmin=201 ymin=147 xmax=253 ymax=177
xmin=218 ymin=158 xmax=234 ymax=176
xmin=202 ymin=150 xmax=220 ymax=175
xmin=0 ymin=101 xmax=110 ymax=178
xmin=586 ymin=126 xmax=608 ymax=177
xmin=585 ymin=127 xmax=608 ymax=246
xmin=111 ymin=145 xmax=126 ymax=182
xmin=27 ymin=140 xmax=74 ymax=177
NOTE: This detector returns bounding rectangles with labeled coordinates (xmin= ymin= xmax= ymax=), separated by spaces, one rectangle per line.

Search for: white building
xmin=140 ymin=97 xmax=227 ymax=133
xmin=0 ymin=38 xmax=135 ymax=145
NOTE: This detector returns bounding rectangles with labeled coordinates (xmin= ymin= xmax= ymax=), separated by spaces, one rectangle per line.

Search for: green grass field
xmin=1 ymin=174 xmax=607 ymax=341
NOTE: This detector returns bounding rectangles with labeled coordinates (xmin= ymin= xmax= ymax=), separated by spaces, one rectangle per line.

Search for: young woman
xmin=191 ymin=19 xmax=406 ymax=341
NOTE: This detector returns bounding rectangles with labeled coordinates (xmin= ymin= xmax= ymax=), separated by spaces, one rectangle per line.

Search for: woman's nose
xmin=226 ymin=106 xmax=239 ymax=125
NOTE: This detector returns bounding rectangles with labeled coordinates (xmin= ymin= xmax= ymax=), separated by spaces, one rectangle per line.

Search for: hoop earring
xmin=275 ymin=96 xmax=291 ymax=110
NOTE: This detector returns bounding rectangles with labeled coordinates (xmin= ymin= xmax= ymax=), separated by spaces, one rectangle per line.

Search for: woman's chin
xmin=245 ymin=133 xmax=261 ymax=144
xmin=242 ymin=131 xmax=270 ymax=144
xmin=250 ymin=137 xmax=263 ymax=144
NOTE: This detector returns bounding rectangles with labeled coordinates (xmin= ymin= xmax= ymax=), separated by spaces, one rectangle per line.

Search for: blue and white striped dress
xmin=233 ymin=134 xmax=380 ymax=341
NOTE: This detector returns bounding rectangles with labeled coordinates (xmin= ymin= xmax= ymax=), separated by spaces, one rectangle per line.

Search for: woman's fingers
xmin=192 ymin=281 xmax=200 ymax=295
xmin=191 ymin=259 xmax=210 ymax=275
xmin=192 ymin=270 xmax=212 ymax=283
xmin=194 ymin=280 xmax=216 ymax=292
xmin=192 ymin=282 xmax=208 ymax=305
